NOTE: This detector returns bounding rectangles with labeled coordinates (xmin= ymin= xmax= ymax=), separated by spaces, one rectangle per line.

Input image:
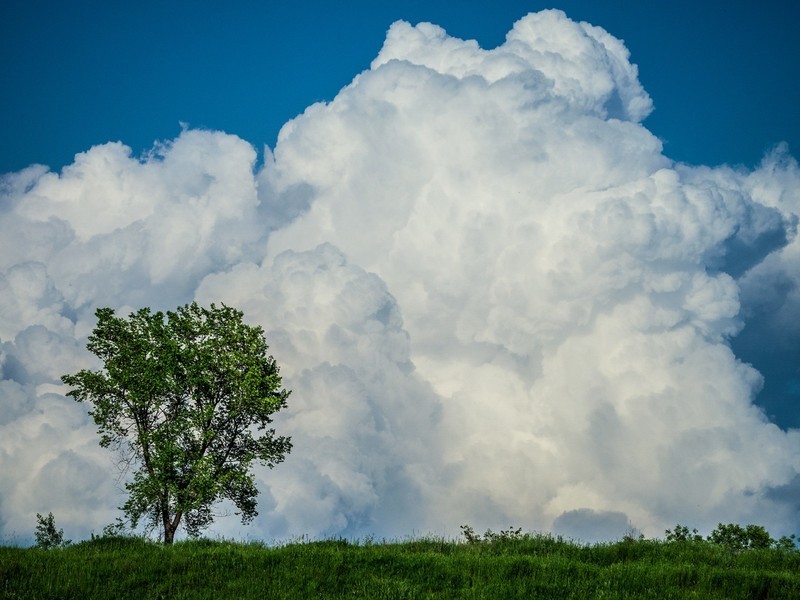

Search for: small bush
xmin=460 ymin=524 xmax=525 ymax=544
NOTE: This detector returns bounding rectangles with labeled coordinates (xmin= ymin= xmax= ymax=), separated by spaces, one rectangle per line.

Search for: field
xmin=3 ymin=533 xmax=800 ymax=599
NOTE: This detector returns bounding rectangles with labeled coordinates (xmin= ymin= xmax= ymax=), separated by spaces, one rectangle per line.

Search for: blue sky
xmin=2 ymin=1 xmax=800 ymax=544
xmin=2 ymin=0 xmax=798 ymax=174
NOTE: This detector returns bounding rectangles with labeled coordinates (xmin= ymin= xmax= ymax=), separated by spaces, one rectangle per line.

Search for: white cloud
xmin=195 ymin=244 xmax=442 ymax=538
xmin=1 ymin=10 xmax=799 ymax=544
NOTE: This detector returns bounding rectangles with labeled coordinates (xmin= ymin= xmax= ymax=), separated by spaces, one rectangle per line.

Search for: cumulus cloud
xmin=195 ymin=243 xmax=442 ymax=538
xmin=1 ymin=9 xmax=799 ymax=544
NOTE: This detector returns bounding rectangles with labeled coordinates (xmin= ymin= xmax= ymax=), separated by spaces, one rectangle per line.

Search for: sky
xmin=2 ymin=0 xmax=799 ymax=173
xmin=1 ymin=1 xmax=800 ymax=545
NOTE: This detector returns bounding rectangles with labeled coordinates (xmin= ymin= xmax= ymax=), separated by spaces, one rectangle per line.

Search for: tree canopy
xmin=62 ymin=302 xmax=291 ymax=544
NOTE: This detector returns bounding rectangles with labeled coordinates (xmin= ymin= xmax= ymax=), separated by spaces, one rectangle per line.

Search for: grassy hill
xmin=3 ymin=532 xmax=800 ymax=599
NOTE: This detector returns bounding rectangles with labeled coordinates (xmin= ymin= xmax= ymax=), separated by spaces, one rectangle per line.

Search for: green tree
xmin=744 ymin=524 xmax=774 ymax=549
xmin=707 ymin=523 xmax=774 ymax=551
xmin=62 ymin=302 xmax=292 ymax=544
xmin=34 ymin=512 xmax=70 ymax=549
xmin=776 ymin=534 xmax=798 ymax=551
xmin=664 ymin=524 xmax=703 ymax=543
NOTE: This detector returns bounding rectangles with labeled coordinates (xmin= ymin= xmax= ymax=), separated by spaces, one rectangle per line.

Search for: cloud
xmin=553 ymin=508 xmax=635 ymax=543
xmin=195 ymin=244 xmax=442 ymax=538
xmin=1 ymin=10 xmax=799 ymax=544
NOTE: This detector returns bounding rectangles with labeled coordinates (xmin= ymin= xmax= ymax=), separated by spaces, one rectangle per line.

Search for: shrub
xmin=460 ymin=524 xmax=525 ymax=544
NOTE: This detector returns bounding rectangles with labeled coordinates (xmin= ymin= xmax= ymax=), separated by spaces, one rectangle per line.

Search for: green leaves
xmin=61 ymin=302 xmax=292 ymax=544
xmin=33 ymin=512 xmax=71 ymax=549
xmin=665 ymin=522 xmax=797 ymax=552
xmin=664 ymin=524 xmax=703 ymax=543
xmin=708 ymin=523 xmax=774 ymax=551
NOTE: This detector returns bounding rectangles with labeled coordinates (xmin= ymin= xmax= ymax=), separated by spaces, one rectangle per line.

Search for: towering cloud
xmin=1 ymin=10 xmax=799 ymax=544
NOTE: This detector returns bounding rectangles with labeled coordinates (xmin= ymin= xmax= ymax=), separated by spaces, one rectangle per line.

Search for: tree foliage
xmin=62 ymin=302 xmax=291 ymax=544
xmin=34 ymin=512 xmax=70 ymax=549
xmin=665 ymin=522 xmax=797 ymax=552
xmin=708 ymin=523 xmax=773 ymax=551
xmin=664 ymin=524 xmax=703 ymax=543
xmin=460 ymin=525 xmax=525 ymax=544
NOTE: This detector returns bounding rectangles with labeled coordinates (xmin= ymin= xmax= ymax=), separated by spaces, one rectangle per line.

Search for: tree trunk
xmin=162 ymin=508 xmax=182 ymax=545
xmin=164 ymin=524 xmax=175 ymax=545
xmin=162 ymin=496 xmax=175 ymax=545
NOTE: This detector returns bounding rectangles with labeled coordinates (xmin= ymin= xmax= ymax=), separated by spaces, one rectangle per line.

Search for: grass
xmin=3 ymin=533 xmax=800 ymax=599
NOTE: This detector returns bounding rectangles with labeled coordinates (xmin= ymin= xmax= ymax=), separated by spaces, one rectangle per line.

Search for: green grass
xmin=3 ymin=534 xmax=800 ymax=599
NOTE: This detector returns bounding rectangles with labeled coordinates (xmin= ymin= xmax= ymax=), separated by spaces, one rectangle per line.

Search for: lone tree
xmin=62 ymin=302 xmax=291 ymax=544
xmin=34 ymin=512 xmax=70 ymax=549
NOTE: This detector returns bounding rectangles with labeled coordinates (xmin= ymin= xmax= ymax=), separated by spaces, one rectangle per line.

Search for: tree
xmin=664 ymin=524 xmax=703 ymax=543
xmin=707 ymin=523 xmax=773 ymax=551
xmin=34 ymin=512 xmax=70 ymax=549
xmin=62 ymin=302 xmax=292 ymax=544
xmin=776 ymin=534 xmax=798 ymax=551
